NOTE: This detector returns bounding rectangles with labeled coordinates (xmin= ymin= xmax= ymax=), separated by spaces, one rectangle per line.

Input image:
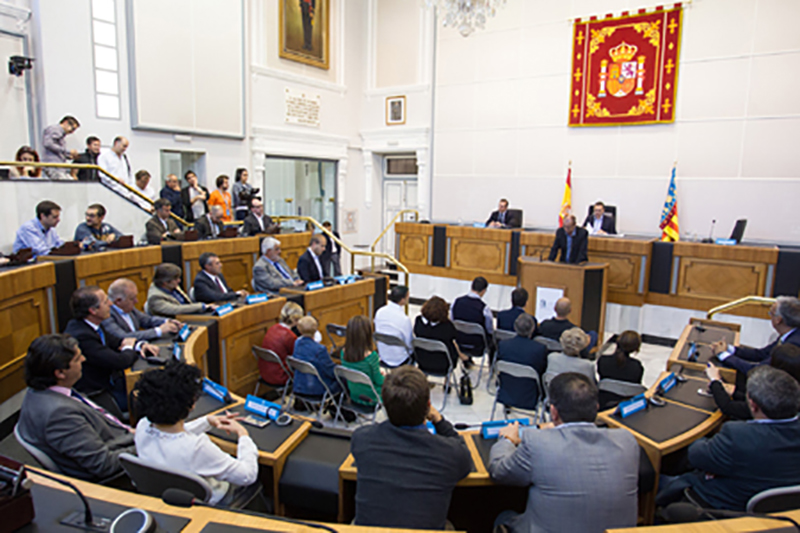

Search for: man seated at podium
xmin=73 ymin=203 xmax=122 ymax=249
xmin=193 ymin=252 xmax=248 ymax=303
xmin=252 ymin=237 xmax=304 ymax=292
xmin=145 ymin=198 xmax=183 ymax=245
xmin=548 ymin=214 xmax=588 ymax=264
xmin=13 ymin=200 xmax=64 ymax=258
xmin=103 ymin=278 xmax=181 ymax=341
xmin=582 ymin=201 xmax=616 ymax=235
xmin=146 ymin=263 xmax=216 ymax=317
xmin=486 ymin=198 xmax=520 ymax=228
xmin=195 ymin=205 xmax=226 ymax=240
xmin=296 ymin=234 xmax=328 ymax=283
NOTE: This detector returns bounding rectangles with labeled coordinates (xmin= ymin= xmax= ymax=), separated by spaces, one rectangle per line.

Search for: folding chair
xmin=412 ymin=338 xmax=457 ymax=412
xmin=487 ymin=329 xmax=517 ymax=394
xmin=598 ymin=379 xmax=647 ymax=411
xmin=491 ymin=361 xmax=543 ymax=423
xmin=333 ymin=366 xmax=383 ymax=425
xmin=533 ymin=335 xmax=562 ymax=353
xmin=286 ymin=356 xmax=337 ymax=420
xmin=326 ymin=323 xmax=347 ymax=354
xmin=453 ymin=319 xmax=490 ymax=387
xmin=374 ymin=331 xmax=412 ymax=370
xmin=252 ymin=346 xmax=293 ymax=406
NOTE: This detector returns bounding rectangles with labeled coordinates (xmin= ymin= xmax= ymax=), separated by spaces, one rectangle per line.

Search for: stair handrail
xmin=369 ymin=209 xmax=419 ymax=271
xmin=706 ymin=296 xmax=775 ymax=319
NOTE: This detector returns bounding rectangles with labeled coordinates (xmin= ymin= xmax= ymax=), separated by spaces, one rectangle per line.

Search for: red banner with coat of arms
xmin=569 ymin=5 xmax=683 ymax=126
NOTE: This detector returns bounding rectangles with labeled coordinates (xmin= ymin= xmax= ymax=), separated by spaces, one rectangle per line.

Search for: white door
xmin=381 ymin=179 xmax=418 ymax=256
xmin=0 ymin=31 xmax=31 ymax=155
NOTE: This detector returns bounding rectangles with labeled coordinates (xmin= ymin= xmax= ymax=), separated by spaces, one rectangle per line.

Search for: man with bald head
xmin=242 ymin=198 xmax=277 ymax=236
xmin=539 ymin=297 xmax=597 ymax=356
xmin=102 ymin=278 xmax=182 ymax=341
xmin=548 ymin=214 xmax=589 ymax=264
xmin=196 ymin=205 xmax=226 ymax=240
xmin=98 ymin=136 xmax=132 ymax=189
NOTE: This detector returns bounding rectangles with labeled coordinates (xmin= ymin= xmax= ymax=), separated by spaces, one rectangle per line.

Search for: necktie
xmin=98 ymin=327 xmax=106 ymax=346
xmin=500 ymin=211 xmax=505 ymax=225
xmin=274 ymin=261 xmax=291 ymax=280
xmin=215 ymin=277 xmax=226 ymax=293
xmin=70 ymin=390 xmax=127 ymax=429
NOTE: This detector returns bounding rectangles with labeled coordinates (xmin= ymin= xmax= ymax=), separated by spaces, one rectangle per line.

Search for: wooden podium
xmin=518 ymin=257 xmax=608 ymax=341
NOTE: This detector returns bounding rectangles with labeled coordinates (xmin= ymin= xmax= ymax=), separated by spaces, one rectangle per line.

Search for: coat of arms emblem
xmin=598 ymin=42 xmax=645 ymax=98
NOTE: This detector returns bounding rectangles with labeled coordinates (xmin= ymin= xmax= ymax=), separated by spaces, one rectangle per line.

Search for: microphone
xmin=702 ymin=219 xmax=717 ymax=243
xmin=26 ymin=467 xmax=112 ymax=531
xmin=662 ymin=502 xmax=800 ymax=529
xmin=454 ymin=422 xmax=483 ymax=430
xmin=0 ymin=464 xmax=33 ymax=494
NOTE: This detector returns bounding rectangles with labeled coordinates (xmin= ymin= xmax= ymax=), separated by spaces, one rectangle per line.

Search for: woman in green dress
xmin=341 ymin=315 xmax=385 ymax=405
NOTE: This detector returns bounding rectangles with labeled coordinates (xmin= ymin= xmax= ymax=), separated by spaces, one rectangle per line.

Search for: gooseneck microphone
xmin=454 ymin=422 xmax=483 ymax=430
xmin=702 ymin=219 xmax=717 ymax=243
xmin=26 ymin=467 xmax=112 ymax=531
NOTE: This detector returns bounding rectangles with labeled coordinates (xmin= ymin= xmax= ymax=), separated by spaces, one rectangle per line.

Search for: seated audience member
xmin=414 ymin=296 xmax=469 ymax=374
xmin=706 ymin=343 xmax=800 ymax=420
xmin=133 ymin=362 xmax=258 ymax=505
xmin=486 ymin=198 xmax=520 ymax=228
xmin=374 ymin=286 xmax=413 ymax=368
xmin=583 ymin=201 xmax=617 ymax=235
xmin=342 ymin=315 xmax=384 ymax=405
xmin=74 ymin=203 xmax=122 ymax=248
xmin=350 ymin=366 xmax=472 ymax=529
xmin=451 ymin=276 xmax=495 ymax=363
xmin=497 ymin=287 xmax=536 ymax=334
xmin=159 ymin=174 xmax=184 ymax=220
xmin=490 ymin=373 xmax=639 ymax=533
xmin=296 ymin=234 xmax=327 ymax=283
xmin=597 ymin=331 xmax=644 ymax=408
xmin=657 ymin=366 xmax=800 ymax=512
xmin=242 ymin=198 xmax=276 ymax=236
xmin=145 ymin=198 xmax=183 ymax=245
xmin=320 ymin=221 xmax=342 ymax=276
xmin=195 ymin=205 xmax=226 ymax=240
xmin=182 ymin=170 xmax=209 ymax=223
xmin=231 ymin=168 xmax=254 ymax=221
xmin=64 ymin=286 xmax=157 ymax=411
xmin=10 ymin=145 xmax=42 ymax=178
xmin=13 ymin=200 xmax=64 ymax=258
xmin=146 ymin=263 xmax=215 ymax=317
xmin=132 ymin=169 xmax=156 ymax=211
xmin=711 ymin=296 xmax=800 ymax=374
xmin=17 ymin=334 xmax=135 ymax=481
xmin=103 ymin=278 xmax=180 ymax=341
xmin=71 ymin=136 xmax=101 ymax=181
xmin=547 ymin=328 xmax=596 ymax=384
xmin=259 ymin=302 xmax=304 ymax=386
xmin=208 ymin=174 xmax=233 ymax=222
xmin=548 ymin=214 xmax=588 ymax=264
xmin=193 ymin=252 xmax=248 ymax=303
xmin=496 ymin=314 xmax=547 ymax=411
xmin=252 ymin=237 xmax=304 ymax=292
xmin=293 ymin=316 xmax=341 ymax=397
xmin=538 ymin=297 xmax=597 ymax=355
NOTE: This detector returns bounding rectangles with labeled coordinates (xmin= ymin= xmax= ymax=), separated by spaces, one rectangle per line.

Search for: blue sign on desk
xmin=715 ymin=238 xmax=737 ymax=246
xmin=658 ymin=372 xmax=677 ymax=394
xmin=178 ymin=324 xmax=191 ymax=342
xmin=481 ymin=418 xmax=531 ymax=439
xmin=244 ymin=395 xmax=282 ymax=421
xmin=203 ymin=378 xmax=230 ymax=403
xmin=617 ymin=394 xmax=647 ymax=418
xmin=334 ymin=275 xmax=359 ymax=285
xmin=246 ymin=293 xmax=269 ymax=304
xmin=306 ymin=280 xmax=325 ymax=291
xmin=214 ymin=303 xmax=234 ymax=317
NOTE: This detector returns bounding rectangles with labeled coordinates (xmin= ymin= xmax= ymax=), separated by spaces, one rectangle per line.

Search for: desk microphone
xmin=0 ymin=463 xmax=33 ymax=494
xmin=662 ymin=502 xmax=800 ymax=530
xmin=702 ymin=219 xmax=717 ymax=243
xmin=454 ymin=422 xmax=483 ymax=430
xmin=26 ymin=467 xmax=112 ymax=531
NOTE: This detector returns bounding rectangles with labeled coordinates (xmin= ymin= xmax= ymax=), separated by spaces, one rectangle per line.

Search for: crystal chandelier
xmin=426 ymin=0 xmax=507 ymax=37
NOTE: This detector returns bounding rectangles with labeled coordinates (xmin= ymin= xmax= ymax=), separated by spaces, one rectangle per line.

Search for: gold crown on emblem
xmin=609 ymin=42 xmax=638 ymax=63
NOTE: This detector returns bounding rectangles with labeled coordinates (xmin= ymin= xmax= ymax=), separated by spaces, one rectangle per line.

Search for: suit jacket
xmin=548 ymin=226 xmax=589 ymax=264
xmin=486 ymin=209 xmax=521 ymax=228
xmin=489 ymin=423 xmax=639 ymax=533
xmin=193 ymin=271 xmax=239 ymax=303
xmin=17 ymin=388 xmax=135 ymax=481
xmin=496 ymin=336 xmax=548 ymax=409
xmin=582 ymin=213 xmax=617 ymax=234
xmin=242 ymin=213 xmax=276 ymax=236
xmin=252 ymin=255 xmax=299 ymax=292
xmin=720 ymin=329 xmax=800 ymax=374
xmin=497 ymin=307 xmax=537 ymax=334
xmin=63 ymin=319 xmax=140 ymax=395
xmin=686 ymin=418 xmax=800 ymax=511
xmin=292 ymin=336 xmax=340 ymax=396
xmin=194 ymin=215 xmax=224 ymax=240
xmin=296 ymin=249 xmax=324 ymax=283
xmin=101 ymin=306 xmax=166 ymax=341
xmin=145 ymin=216 xmax=181 ymax=245
xmin=181 ymin=185 xmax=210 ymax=223
xmin=145 ymin=284 xmax=205 ymax=317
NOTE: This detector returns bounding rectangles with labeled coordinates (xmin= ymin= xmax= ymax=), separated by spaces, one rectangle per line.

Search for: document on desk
xmin=535 ymin=287 xmax=563 ymax=323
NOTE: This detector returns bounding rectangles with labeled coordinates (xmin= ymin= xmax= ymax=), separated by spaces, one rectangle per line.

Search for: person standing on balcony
xmin=41 ymin=116 xmax=79 ymax=180
xmin=98 ymin=137 xmax=132 ymax=196
xmin=208 ymin=175 xmax=233 ymax=223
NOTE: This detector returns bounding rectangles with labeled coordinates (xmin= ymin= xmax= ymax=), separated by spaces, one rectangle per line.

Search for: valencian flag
xmin=660 ymin=166 xmax=679 ymax=242
xmin=559 ymin=166 xmax=572 ymax=227
xmin=569 ymin=5 xmax=683 ymax=126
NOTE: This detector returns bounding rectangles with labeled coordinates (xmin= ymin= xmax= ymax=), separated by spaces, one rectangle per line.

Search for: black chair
xmin=506 ymin=208 xmax=523 ymax=228
xmin=586 ymin=204 xmax=617 ymax=220
xmin=491 ymin=361 xmax=543 ymax=423
xmin=412 ymin=338 xmax=457 ymax=411
xmin=453 ymin=319 xmax=489 ymax=387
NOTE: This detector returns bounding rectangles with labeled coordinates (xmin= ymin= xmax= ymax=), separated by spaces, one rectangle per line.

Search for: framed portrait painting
xmin=386 ymin=96 xmax=406 ymax=126
xmin=279 ymin=0 xmax=330 ymax=70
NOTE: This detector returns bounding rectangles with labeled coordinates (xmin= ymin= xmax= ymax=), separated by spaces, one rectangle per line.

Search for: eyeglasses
xmin=85 ymin=213 xmax=98 ymax=218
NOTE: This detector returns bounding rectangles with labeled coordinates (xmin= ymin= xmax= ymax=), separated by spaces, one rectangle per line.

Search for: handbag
xmin=458 ymin=371 xmax=473 ymax=405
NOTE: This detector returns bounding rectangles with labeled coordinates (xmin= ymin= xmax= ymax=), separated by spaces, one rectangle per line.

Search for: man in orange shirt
xmin=208 ymin=174 xmax=233 ymax=222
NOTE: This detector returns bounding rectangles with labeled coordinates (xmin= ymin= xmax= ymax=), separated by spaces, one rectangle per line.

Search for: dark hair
xmin=322 ymin=221 xmax=332 ymax=228
xmin=471 ymin=276 xmax=488 ymax=292
xmin=134 ymin=362 xmax=203 ymax=425
xmin=112 ymin=136 xmax=124 ymax=145
xmin=70 ymin=286 xmax=103 ymax=319
xmin=747 ymin=365 xmax=800 ymax=420
xmin=154 ymin=198 xmax=171 ymax=211
xmin=135 ymin=170 xmax=151 ymax=181
xmin=199 ymin=252 xmax=218 ymax=270
xmin=184 ymin=170 xmax=196 ymax=180
xmin=382 ymin=366 xmax=430 ymax=427
xmin=309 ymin=234 xmax=326 ymax=247
xmin=25 ymin=334 xmax=79 ymax=390
xmin=343 ymin=315 xmax=373 ymax=363
xmin=61 ymin=115 xmax=80 ymax=127
xmin=499 ymin=198 xmax=508 ymax=206
xmin=234 ymin=168 xmax=247 ymax=182
xmin=153 ymin=263 xmax=182 ymax=287
xmin=770 ymin=343 xmax=800 ymax=384
xmin=87 ymin=203 xmax=106 ymax=218
xmin=421 ymin=296 xmax=450 ymax=324
xmin=594 ymin=201 xmax=605 ymax=208
xmin=389 ymin=286 xmax=409 ymax=304
xmin=614 ymin=330 xmax=641 ymax=367
xmin=86 ymin=136 xmax=100 ymax=146
xmin=511 ymin=287 xmax=528 ymax=308
xmin=15 ymin=146 xmax=41 ymax=177
xmin=36 ymin=200 xmax=60 ymax=219
xmin=216 ymin=174 xmax=229 ymax=188
xmin=549 ymin=372 xmax=598 ymax=423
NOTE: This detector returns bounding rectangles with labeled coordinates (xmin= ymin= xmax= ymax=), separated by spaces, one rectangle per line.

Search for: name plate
xmin=473 ymin=222 xmax=487 ymax=228
xmin=306 ymin=281 xmax=325 ymax=291
xmin=246 ymin=293 xmax=269 ymax=305
xmin=686 ymin=342 xmax=699 ymax=362
xmin=244 ymin=395 xmax=282 ymax=421
xmin=202 ymin=378 xmax=230 ymax=403
xmin=617 ymin=394 xmax=647 ymax=418
xmin=178 ymin=324 xmax=191 ymax=342
xmin=172 ymin=343 xmax=182 ymax=361
xmin=426 ymin=421 xmax=436 ymax=435
xmin=214 ymin=303 xmax=234 ymax=317
xmin=715 ymin=238 xmax=737 ymax=246
xmin=334 ymin=275 xmax=359 ymax=285
xmin=658 ymin=372 xmax=677 ymax=394
xmin=481 ymin=418 xmax=531 ymax=439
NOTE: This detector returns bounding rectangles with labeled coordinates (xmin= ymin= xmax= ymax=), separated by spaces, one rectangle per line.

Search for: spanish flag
xmin=559 ymin=166 xmax=572 ymax=227
xmin=659 ymin=166 xmax=679 ymax=242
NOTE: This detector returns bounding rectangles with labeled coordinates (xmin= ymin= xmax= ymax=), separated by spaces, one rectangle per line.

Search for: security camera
xmin=8 ymin=55 xmax=33 ymax=77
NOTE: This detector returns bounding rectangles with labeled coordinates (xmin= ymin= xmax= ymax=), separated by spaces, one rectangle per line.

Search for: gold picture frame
xmin=386 ymin=96 xmax=406 ymax=126
xmin=279 ymin=0 xmax=330 ymax=70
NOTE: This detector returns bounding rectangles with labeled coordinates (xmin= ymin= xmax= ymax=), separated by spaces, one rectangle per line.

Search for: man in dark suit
xmin=193 ymin=252 xmax=248 ymax=303
xmin=657 ymin=366 xmax=800 ymax=512
xmin=145 ymin=198 xmax=182 ymax=245
xmin=548 ymin=214 xmax=588 ymax=264
xmin=241 ymin=198 xmax=277 ymax=236
xmin=63 ymin=286 xmax=157 ymax=412
xmin=195 ymin=205 xmax=225 ymax=240
xmin=102 ymin=278 xmax=181 ymax=341
xmin=539 ymin=297 xmax=597 ymax=355
xmin=17 ymin=334 xmax=135 ymax=481
xmin=712 ymin=296 xmax=800 ymax=374
xmin=582 ymin=201 xmax=617 ymax=235
xmin=296 ymin=234 xmax=327 ymax=283
xmin=496 ymin=314 xmax=547 ymax=411
xmin=486 ymin=198 xmax=521 ymax=228
xmin=320 ymin=221 xmax=342 ymax=276
xmin=350 ymin=366 xmax=472 ymax=529
xmin=497 ymin=287 xmax=536 ymax=334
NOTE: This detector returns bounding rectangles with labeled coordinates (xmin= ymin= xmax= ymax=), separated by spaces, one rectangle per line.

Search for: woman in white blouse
xmin=133 ymin=363 xmax=259 ymax=505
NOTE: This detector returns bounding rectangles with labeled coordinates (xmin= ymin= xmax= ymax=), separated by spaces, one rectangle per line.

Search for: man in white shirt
xmin=131 ymin=169 xmax=156 ymax=212
xmin=374 ymin=286 xmax=414 ymax=367
xmin=97 ymin=136 xmax=132 ymax=194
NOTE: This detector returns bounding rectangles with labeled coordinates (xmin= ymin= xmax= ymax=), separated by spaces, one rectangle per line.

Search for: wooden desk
xmin=181 ymin=237 xmax=259 ymax=294
xmin=667 ymin=318 xmax=740 ymax=382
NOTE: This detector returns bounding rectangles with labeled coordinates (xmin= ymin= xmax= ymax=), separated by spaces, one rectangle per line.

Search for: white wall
xmin=431 ymin=0 xmax=800 ymax=244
